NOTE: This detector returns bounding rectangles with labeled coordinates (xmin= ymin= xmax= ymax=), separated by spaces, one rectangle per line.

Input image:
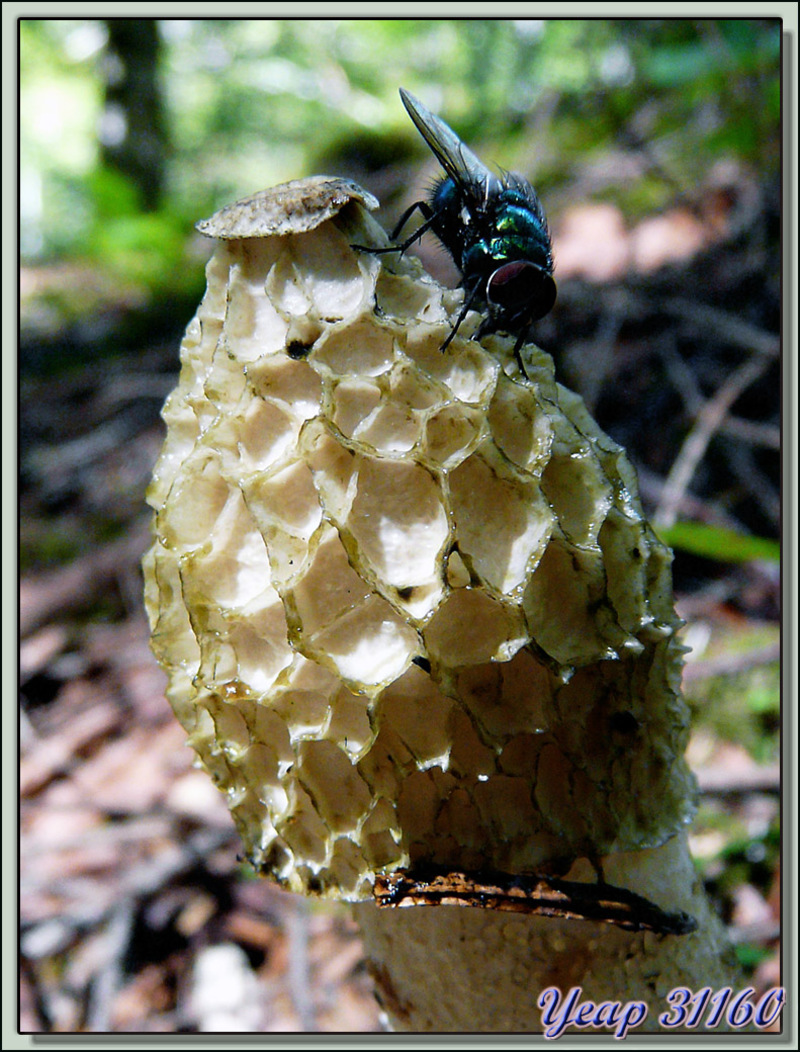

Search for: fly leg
xmin=473 ymin=313 xmax=531 ymax=372
xmin=440 ymin=280 xmax=484 ymax=352
xmin=352 ymin=200 xmax=438 ymax=255
xmin=389 ymin=200 xmax=435 ymax=245
xmin=511 ymin=325 xmax=532 ymax=372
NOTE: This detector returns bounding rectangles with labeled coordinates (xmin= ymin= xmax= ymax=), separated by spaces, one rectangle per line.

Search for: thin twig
xmin=661 ymin=298 xmax=779 ymax=358
xmin=696 ymin=763 xmax=780 ymax=797
xmin=682 ymin=640 xmax=780 ymax=683
xmin=20 ymin=518 xmax=152 ymax=637
xmin=26 ymin=417 xmax=144 ymax=481
xmin=654 ymin=353 xmax=772 ymax=530
xmin=286 ymin=894 xmax=317 ymax=1031
xmin=579 ymin=291 xmax=626 ymax=412
xmin=720 ymin=415 xmax=780 ymax=451
xmin=85 ymin=899 xmax=136 ymax=1032
xmin=21 ymin=813 xmax=175 ymax=859
xmin=728 ymin=919 xmax=781 ymax=945
xmin=720 ymin=440 xmax=781 ymax=529
xmin=22 ymin=827 xmax=233 ymax=946
xmin=636 ymin=466 xmax=748 ymax=534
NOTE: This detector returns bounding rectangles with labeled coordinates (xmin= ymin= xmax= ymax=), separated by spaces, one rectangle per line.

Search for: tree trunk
xmin=101 ymin=19 xmax=167 ymax=211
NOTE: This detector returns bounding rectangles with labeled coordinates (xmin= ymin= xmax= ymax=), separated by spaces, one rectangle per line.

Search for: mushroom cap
xmin=195 ymin=177 xmax=379 ymax=239
xmin=144 ymin=178 xmax=695 ymax=901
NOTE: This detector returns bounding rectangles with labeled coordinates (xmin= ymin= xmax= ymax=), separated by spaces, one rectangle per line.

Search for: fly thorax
xmin=462 ymin=240 xmax=499 ymax=284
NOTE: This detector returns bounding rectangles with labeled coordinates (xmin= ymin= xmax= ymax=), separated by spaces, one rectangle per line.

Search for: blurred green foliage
xmin=693 ymin=662 xmax=780 ymax=766
xmin=687 ymin=620 xmax=780 ymax=765
xmin=684 ymin=616 xmax=780 ymax=969
xmin=693 ymin=799 xmax=780 ymax=973
xmin=660 ymin=522 xmax=781 ymax=564
xmin=20 ymin=17 xmax=781 ymax=276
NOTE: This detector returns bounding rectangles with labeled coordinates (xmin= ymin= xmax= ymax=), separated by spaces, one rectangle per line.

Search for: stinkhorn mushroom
xmin=144 ymin=176 xmax=749 ymax=1033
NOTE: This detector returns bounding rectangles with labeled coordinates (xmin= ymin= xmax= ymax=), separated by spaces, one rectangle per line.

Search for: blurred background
xmin=19 ymin=17 xmax=782 ymax=1034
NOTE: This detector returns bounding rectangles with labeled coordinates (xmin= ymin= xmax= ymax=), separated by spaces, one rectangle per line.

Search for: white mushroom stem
xmin=356 ymin=833 xmax=744 ymax=1033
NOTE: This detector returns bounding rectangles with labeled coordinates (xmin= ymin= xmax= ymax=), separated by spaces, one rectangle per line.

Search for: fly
xmin=361 ymin=88 xmax=557 ymax=363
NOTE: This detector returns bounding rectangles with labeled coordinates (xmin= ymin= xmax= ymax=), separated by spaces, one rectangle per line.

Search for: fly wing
xmin=399 ymin=88 xmax=496 ymax=199
xmin=504 ymin=170 xmax=549 ymax=229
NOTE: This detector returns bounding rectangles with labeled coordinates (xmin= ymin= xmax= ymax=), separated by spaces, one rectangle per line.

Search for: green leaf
xmin=734 ymin=943 xmax=772 ymax=971
xmin=659 ymin=522 xmax=780 ymax=564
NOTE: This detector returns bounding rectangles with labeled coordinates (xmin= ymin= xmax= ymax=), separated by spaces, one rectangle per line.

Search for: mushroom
xmin=144 ymin=177 xmax=746 ymax=1032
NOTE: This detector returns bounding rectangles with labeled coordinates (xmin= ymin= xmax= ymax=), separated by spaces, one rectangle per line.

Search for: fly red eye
xmin=487 ymin=261 xmax=557 ymax=321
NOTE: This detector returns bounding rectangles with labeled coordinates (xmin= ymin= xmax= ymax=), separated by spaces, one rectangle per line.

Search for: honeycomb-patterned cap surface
xmin=143 ymin=179 xmax=695 ymax=900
